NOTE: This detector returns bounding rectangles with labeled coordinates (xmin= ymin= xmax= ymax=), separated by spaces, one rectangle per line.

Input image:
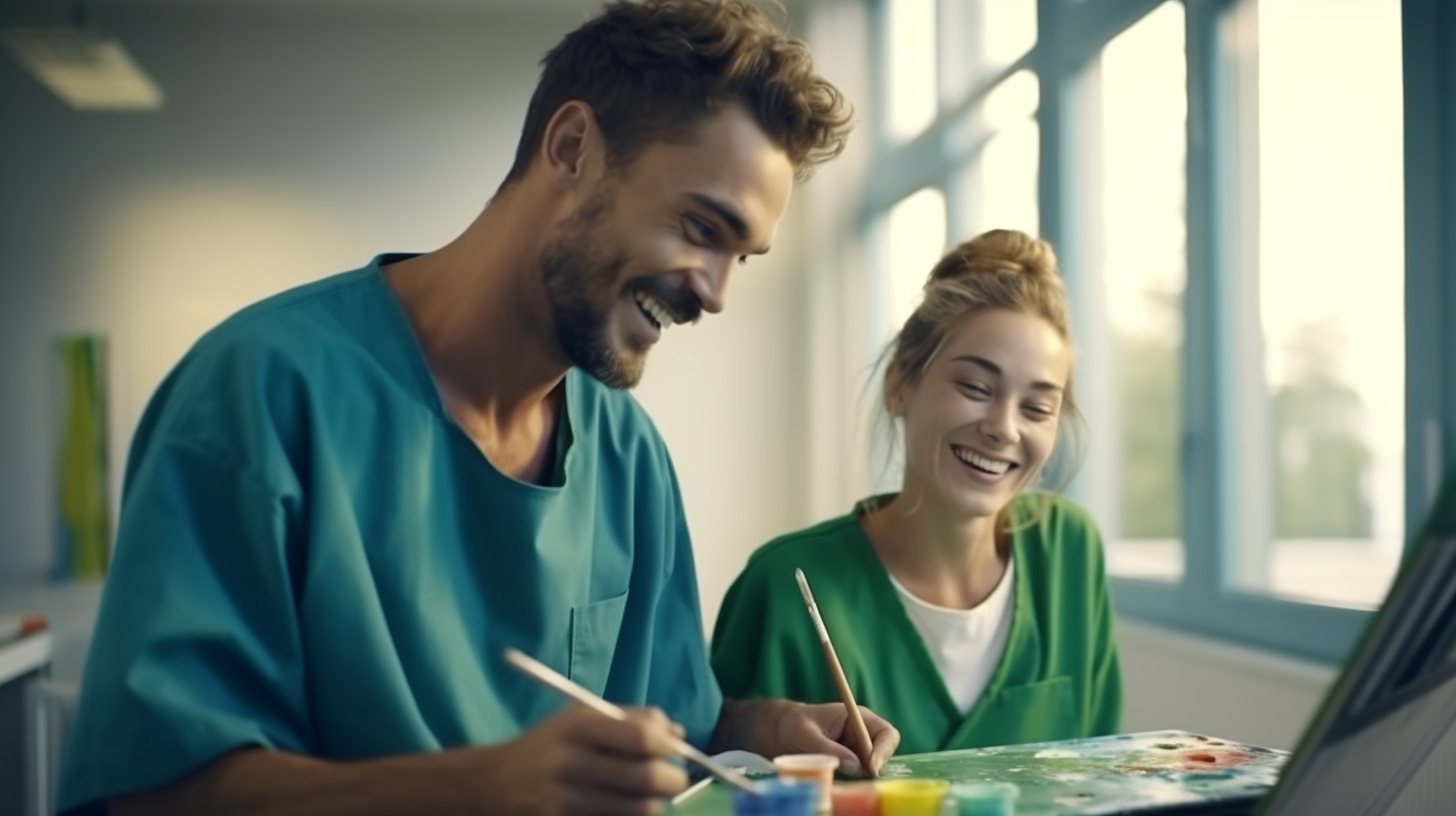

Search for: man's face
xmin=541 ymin=104 xmax=795 ymax=389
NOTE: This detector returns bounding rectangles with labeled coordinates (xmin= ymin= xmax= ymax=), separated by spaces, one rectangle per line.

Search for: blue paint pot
xmin=949 ymin=781 xmax=1020 ymax=816
xmin=731 ymin=777 xmax=820 ymax=816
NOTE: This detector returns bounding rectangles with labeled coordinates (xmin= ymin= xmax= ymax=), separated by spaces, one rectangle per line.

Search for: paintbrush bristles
xmin=795 ymin=568 xmax=833 ymax=644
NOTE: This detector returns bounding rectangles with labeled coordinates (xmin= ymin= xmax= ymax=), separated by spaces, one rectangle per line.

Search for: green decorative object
xmin=54 ymin=334 xmax=110 ymax=580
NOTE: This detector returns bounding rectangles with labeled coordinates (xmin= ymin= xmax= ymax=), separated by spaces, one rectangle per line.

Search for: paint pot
xmin=830 ymin=781 xmax=881 ymax=816
xmin=874 ymin=779 xmax=950 ymax=816
xmin=732 ymin=777 xmax=820 ymax=816
xmin=774 ymin=753 xmax=840 ymax=812
xmin=948 ymin=781 xmax=1019 ymax=816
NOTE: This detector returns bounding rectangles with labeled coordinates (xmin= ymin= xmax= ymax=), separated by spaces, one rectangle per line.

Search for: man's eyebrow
xmin=688 ymin=193 xmax=771 ymax=255
xmin=951 ymin=354 xmax=1064 ymax=393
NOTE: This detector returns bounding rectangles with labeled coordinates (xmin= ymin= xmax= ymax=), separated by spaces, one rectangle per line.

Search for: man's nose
xmin=688 ymin=253 xmax=734 ymax=315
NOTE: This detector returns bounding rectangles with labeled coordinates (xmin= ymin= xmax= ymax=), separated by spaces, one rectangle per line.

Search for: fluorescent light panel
xmin=2 ymin=27 xmax=163 ymax=111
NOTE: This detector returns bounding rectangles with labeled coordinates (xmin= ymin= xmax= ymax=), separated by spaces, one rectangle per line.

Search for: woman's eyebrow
xmin=950 ymin=354 xmax=1064 ymax=392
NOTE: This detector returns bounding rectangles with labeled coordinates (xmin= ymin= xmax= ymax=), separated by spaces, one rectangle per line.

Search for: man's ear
xmin=539 ymin=100 xmax=602 ymax=188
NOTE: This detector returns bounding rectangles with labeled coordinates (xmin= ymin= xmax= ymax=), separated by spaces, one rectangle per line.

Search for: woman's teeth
xmin=954 ymin=446 xmax=1012 ymax=475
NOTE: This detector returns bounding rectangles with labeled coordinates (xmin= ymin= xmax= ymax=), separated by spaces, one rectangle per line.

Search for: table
xmin=0 ymin=630 xmax=54 ymax=816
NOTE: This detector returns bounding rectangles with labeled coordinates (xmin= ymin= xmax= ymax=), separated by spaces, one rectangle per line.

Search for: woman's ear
xmin=884 ymin=366 xmax=908 ymax=417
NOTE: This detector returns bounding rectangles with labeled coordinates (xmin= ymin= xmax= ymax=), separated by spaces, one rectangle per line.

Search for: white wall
xmin=1117 ymin=618 xmax=1335 ymax=749
xmin=0 ymin=3 xmax=587 ymax=582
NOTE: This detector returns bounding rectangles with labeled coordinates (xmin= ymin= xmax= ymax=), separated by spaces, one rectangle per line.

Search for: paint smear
xmin=1122 ymin=747 xmax=1257 ymax=774
xmin=879 ymin=762 xmax=912 ymax=778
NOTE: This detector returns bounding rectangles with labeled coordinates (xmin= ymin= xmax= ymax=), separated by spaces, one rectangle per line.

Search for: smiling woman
xmin=710 ymin=229 xmax=1121 ymax=756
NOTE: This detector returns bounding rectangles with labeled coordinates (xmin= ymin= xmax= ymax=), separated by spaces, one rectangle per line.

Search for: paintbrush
xmin=794 ymin=567 xmax=876 ymax=775
xmin=502 ymin=647 xmax=763 ymax=797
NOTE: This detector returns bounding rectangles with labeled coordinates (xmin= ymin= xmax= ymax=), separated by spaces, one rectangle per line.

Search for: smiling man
xmin=56 ymin=3 xmax=900 ymax=816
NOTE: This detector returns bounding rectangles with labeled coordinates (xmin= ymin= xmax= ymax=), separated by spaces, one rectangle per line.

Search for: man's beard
xmin=540 ymin=190 xmax=644 ymax=390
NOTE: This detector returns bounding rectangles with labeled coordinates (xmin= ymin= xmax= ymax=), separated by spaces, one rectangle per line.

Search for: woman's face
xmin=894 ymin=308 xmax=1071 ymax=519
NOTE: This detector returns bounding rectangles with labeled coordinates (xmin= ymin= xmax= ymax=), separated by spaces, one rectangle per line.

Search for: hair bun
xmin=928 ymin=228 xmax=1059 ymax=286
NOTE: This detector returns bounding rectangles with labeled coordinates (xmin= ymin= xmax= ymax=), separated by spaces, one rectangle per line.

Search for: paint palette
xmin=669 ymin=730 xmax=1287 ymax=816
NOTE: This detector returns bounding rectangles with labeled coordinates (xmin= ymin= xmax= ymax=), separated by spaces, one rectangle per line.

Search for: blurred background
xmin=1 ymin=0 xmax=1452 ymax=813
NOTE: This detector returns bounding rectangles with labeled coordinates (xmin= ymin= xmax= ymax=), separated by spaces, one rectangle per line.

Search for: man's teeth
xmin=954 ymin=447 xmax=1012 ymax=475
xmin=634 ymin=291 xmax=673 ymax=330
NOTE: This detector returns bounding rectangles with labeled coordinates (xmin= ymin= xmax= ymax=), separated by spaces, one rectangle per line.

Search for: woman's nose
xmin=979 ymin=402 xmax=1018 ymax=443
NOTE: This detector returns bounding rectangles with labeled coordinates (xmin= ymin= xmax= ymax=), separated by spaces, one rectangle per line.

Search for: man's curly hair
xmin=501 ymin=0 xmax=854 ymax=187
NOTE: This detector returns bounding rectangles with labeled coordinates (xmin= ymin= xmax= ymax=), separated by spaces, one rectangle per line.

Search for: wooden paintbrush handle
xmin=820 ymin=638 xmax=875 ymax=769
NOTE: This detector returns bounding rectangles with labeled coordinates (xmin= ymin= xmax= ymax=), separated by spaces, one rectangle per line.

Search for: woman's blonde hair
xmin=872 ymin=228 xmax=1087 ymax=531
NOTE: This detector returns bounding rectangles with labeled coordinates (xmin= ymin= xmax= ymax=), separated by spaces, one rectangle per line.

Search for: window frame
xmin=860 ymin=0 xmax=1456 ymax=664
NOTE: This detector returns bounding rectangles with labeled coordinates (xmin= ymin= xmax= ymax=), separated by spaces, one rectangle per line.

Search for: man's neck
xmin=383 ymin=196 xmax=571 ymax=479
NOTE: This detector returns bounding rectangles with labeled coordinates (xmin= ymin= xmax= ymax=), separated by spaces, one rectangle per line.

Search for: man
xmin=57 ymin=1 xmax=900 ymax=815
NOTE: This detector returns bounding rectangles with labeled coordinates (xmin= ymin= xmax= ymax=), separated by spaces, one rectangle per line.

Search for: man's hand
xmin=712 ymin=698 xmax=901 ymax=778
xmin=470 ymin=705 xmax=690 ymax=816
xmin=111 ymin=705 xmax=690 ymax=816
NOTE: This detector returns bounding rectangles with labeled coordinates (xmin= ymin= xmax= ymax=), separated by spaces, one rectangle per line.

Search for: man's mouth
xmin=633 ymin=290 xmax=677 ymax=331
xmin=952 ymin=445 xmax=1017 ymax=476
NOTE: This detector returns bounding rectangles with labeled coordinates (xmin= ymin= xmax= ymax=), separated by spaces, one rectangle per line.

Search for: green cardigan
xmin=710 ymin=494 xmax=1122 ymax=755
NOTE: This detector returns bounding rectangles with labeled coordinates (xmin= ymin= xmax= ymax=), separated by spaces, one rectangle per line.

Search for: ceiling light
xmin=2 ymin=26 xmax=163 ymax=111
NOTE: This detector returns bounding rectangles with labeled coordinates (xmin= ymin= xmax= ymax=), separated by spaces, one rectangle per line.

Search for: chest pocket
xmin=952 ymin=675 xmax=1077 ymax=749
xmin=569 ymin=591 xmax=630 ymax=696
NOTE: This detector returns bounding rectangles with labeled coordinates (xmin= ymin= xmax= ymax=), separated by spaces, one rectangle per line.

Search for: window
xmin=1090 ymin=2 xmax=1187 ymax=583
xmin=1225 ymin=0 xmax=1405 ymax=609
xmin=978 ymin=0 xmax=1035 ymax=68
xmin=952 ymin=71 xmax=1039 ymax=240
xmin=865 ymin=0 xmax=1036 ymax=343
xmin=885 ymin=0 xmax=937 ymax=141
xmin=860 ymin=0 xmax=1443 ymax=663
xmin=939 ymin=0 xmax=1037 ymax=105
xmin=881 ymin=187 xmax=948 ymax=337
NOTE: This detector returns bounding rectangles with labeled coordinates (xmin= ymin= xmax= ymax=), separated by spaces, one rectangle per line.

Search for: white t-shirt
xmin=887 ymin=559 xmax=1016 ymax=715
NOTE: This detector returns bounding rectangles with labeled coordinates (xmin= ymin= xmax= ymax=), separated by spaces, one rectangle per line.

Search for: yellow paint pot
xmin=875 ymin=779 xmax=950 ymax=816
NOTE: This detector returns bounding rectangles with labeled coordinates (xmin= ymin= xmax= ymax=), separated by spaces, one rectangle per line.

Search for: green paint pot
xmin=948 ymin=781 xmax=1019 ymax=816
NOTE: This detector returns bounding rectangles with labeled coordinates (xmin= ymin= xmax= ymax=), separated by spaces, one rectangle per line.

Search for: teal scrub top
xmin=58 ymin=256 xmax=723 ymax=815
xmin=710 ymin=494 xmax=1121 ymax=756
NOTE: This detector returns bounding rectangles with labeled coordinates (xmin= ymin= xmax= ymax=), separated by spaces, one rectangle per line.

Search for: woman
xmin=711 ymin=229 xmax=1121 ymax=756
